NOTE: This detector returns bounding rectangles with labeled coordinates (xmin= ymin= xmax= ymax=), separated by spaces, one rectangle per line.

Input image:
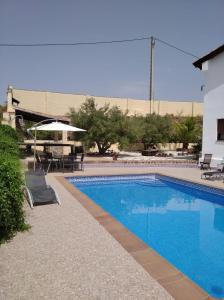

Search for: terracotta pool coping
xmin=56 ymin=174 xmax=217 ymax=300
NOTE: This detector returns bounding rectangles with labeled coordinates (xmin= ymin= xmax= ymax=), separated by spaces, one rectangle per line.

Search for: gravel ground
xmin=0 ymin=170 xmax=173 ymax=300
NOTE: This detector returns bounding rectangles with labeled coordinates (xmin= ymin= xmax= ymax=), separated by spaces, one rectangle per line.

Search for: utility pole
xmin=149 ymin=36 xmax=155 ymax=114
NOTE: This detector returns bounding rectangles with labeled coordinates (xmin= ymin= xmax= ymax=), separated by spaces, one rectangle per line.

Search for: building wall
xmin=11 ymin=88 xmax=203 ymax=117
xmin=201 ymin=51 xmax=224 ymax=166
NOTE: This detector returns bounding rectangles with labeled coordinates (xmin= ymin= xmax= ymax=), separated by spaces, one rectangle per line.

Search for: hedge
xmin=0 ymin=124 xmax=19 ymax=141
xmin=0 ymin=135 xmax=19 ymax=157
xmin=0 ymin=125 xmax=28 ymax=243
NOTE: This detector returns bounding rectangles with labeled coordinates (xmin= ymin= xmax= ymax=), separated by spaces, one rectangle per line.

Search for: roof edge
xmin=193 ymin=44 xmax=224 ymax=70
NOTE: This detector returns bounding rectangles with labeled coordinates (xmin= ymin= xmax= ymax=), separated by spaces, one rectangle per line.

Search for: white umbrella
xmin=29 ymin=121 xmax=86 ymax=132
xmin=28 ymin=121 xmax=86 ymax=170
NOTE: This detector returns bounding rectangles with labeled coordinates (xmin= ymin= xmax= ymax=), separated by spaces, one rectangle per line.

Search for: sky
xmin=0 ymin=0 xmax=223 ymax=104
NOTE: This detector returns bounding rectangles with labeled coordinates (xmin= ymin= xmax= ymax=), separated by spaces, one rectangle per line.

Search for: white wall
xmin=202 ymin=52 xmax=224 ymax=166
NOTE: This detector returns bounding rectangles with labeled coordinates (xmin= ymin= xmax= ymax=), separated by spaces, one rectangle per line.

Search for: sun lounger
xmin=200 ymin=154 xmax=212 ymax=169
xmin=24 ymin=170 xmax=60 ymax=208
xmin=201 ymin=165 xmax=224 ymax=180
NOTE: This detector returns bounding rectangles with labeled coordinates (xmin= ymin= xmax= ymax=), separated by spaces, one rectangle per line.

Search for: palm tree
xmin=174 ymin=117 xmax=202 ymax=150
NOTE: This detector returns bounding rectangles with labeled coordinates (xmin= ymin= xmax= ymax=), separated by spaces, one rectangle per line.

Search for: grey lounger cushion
xmin=25 ymin=170 xmax=60 ymax=207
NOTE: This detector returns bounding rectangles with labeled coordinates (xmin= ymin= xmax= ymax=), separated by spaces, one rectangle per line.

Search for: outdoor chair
xmin=200 ymin=154 xmax=212 ymax=170
xmin=62 ymin=154 xmax=76 ymax=172
xmin=35 ymin=152 xmax=49 ymax=172
xmin=24 ymin=170 xmax=60 ymax=208
xmin=61 ymin=153 xmax=84 ymax=172
xmin=201 ymin=165 xmax=224 ymax=180
xmin=48 ymin=152 xmax=63 ymax=172
xmin=35 ymin=152 xmax=58 ymax=174
xmin=74 ymin=153 xmax=85 ymax=171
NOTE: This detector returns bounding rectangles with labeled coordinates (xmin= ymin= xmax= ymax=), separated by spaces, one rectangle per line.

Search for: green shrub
xmin=0 ymin=124 xmax=19 ymax=157
xmin=0 ymin=124 xmax=19 ymax=141
xmin=0 ymin=135 xmax=19 ymax=157
xmin=0 ymin=155 xmax=27 ymax=241
xmin=0 ymin=125 xmax=28 ymax=243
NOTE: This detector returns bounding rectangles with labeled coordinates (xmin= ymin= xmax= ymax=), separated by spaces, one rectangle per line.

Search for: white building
xmin=194 ymin=44 xmax=224 ymax=167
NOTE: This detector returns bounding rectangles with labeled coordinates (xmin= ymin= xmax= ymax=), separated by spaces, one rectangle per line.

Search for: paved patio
xmin=0 ymin=165 xmax=222 ymax=299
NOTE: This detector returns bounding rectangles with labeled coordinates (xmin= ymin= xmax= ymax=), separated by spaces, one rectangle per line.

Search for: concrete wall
xmin=11 ymin=88 xmax=203 ymax=117
xmin=201 ymin=51 xmax=224 ymax=166
xmin=3 ymin=87 xmax=203 ymax=153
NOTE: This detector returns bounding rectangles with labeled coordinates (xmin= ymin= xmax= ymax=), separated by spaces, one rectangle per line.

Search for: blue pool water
xmin=69 ymin=174 xmax=224 ymax=298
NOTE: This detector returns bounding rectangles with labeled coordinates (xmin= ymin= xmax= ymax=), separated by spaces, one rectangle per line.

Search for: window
xmin=217 ymin=119 xmax=224 ymax=141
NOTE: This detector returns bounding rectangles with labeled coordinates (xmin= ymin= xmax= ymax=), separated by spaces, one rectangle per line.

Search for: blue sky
xmin=0 ymin=0 xmax=223 ymax=104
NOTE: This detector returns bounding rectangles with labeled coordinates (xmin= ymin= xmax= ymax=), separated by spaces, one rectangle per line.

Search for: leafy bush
xmin=0 ymin=125 xmax=28 ymax=243
xmin=0 ymin=135 xmax=19 ymax=157
xmin=0 ymin=124 xmax=19 ymax=141
xmin=0 ymin=155 xmax=27 ymax=241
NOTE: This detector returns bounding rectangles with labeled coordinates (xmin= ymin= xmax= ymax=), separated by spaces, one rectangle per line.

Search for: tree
xmin=174 ymin=116 xmax=202 ymax=150
xmin=137 ymin=114 xmax=173 ymax=150
xmin=69 ymin=98 xmax=131 ymax=154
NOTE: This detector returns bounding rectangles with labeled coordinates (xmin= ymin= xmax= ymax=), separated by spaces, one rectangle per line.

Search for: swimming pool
xmin=68 ymin=174 xmax=224 ymax=298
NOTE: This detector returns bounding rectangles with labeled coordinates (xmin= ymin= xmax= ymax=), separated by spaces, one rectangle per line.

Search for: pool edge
xmin=56 ymin=174 xmax=216 ymax=300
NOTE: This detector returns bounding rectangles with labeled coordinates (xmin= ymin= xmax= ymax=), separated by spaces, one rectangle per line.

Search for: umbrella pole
xmin=33 ymin=128 xmax=37 ymax=171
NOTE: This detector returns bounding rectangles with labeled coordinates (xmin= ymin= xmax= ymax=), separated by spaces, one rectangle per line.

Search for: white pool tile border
xmin=68 ymin=173 xmax=224 ymax=199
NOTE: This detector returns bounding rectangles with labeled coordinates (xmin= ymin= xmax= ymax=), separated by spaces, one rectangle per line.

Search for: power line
xmin=0 ymin=36 xmax=149 ymax=47
xmin=154 ymin=37 xmax=199 ymax=58
xmin=0 ymin=35 xmax=199 ymax=58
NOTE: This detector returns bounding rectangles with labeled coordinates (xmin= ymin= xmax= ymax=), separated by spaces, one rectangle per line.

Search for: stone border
xmin=56 ymin=175 xmax=215 ymax=300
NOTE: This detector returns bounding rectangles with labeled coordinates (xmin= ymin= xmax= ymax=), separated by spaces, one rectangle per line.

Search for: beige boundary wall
xmin=9 ymin=87 xmax=203 ymax=117
xmin=2 ymin=87 xmax=203 ymax=153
